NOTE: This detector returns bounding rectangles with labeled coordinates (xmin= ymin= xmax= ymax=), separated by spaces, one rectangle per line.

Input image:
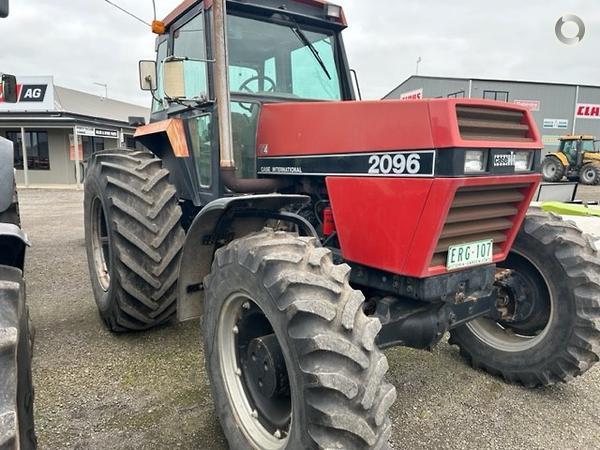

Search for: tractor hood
xmin=256 ymin=99 xmax=542 ymax=158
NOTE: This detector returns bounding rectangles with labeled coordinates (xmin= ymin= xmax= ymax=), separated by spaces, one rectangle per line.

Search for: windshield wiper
xmin=290 ymin=25 xmax=332 ymax=80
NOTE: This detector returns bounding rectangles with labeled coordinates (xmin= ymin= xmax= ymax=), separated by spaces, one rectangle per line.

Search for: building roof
xmin=54 ymin=86 xmax=150 ymax=123
xmin=385 ymin=75 xmax=600 ymax=99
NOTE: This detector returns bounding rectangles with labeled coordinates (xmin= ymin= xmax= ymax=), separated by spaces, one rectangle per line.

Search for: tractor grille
xmin=457 ymin=106 xmax=534 ymax=142
xmin=430 ymin=184 xmax=528 ymax=267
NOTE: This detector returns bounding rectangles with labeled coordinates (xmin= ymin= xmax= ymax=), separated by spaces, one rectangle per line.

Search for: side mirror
xmin=163 ymin=58 xmax=208 ymax=101
xmin=1 ymin=74 xmax=17 ymax=103
xmin=0 ymin=0 xmax=8 ymax=18
xmin=139 ymin=60 xmax=157 ymax=91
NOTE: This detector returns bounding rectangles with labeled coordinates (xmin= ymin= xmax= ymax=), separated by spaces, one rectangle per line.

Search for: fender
xmin=133 ymin=119 xmax=199 ymax=203
xmin=177 ymin=194 xmax=312 ymax=322
xmin=547 ymin=152 xmax=569 ymax=167
xmin=0 ymin=223 xmax=30 ymax=270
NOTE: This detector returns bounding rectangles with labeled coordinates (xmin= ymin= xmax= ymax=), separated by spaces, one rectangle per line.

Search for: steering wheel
xmin=238 ymin=75 xmax=276 ymax=94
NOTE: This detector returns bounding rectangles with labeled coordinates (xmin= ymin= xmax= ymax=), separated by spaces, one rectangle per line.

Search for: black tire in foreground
xmin=0 ymin=265 xmax=36 ymax=450
xmin=541 ymin=156 xmax=565 ymax=183
xmin=84 ymin=149 xmax=185 ymax=332
xmin=450 ymin=210 xmax=600 ymax=387
xmin=579 ymin=163 xmax=600 ymax=186
xmin=203 ymin=231 xmax=396 ymax=449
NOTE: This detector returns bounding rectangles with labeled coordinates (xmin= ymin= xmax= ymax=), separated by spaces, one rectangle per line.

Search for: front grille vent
xmin=430 ymin=184 xmax=527 ymax=267
xmin=457 ymin=106 xmax=533 ymax=142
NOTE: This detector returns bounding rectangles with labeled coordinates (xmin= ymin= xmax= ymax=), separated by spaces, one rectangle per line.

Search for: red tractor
xmin=83 ymin=1 xmax=600 ymax=448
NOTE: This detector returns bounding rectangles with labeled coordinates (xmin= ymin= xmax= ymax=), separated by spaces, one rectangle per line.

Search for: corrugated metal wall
xmin=386 ymin=76 xmax=600 ymax=155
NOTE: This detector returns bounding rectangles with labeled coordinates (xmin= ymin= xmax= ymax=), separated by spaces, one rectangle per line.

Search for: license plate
xmin=447 ymin=239 xmax=494 ymax=271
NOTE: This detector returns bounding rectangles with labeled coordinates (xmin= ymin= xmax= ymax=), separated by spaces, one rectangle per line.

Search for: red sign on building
xmin=576 ymin=103 xmax=600 ymax=119
xmin=513 ymin=99 xmax=541 ymax=112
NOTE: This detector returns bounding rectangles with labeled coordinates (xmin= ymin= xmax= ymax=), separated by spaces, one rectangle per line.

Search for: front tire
xmin=84 ymin=149 xmax=185 ymax=332
xmin=450 ymin=210 xmax=600 ymax=387
xmin=203 ymin=231 xmax=396 ymax=449
xmin=579 ymin=164 xmax=600 ymax=185
xmin=541 ymin=156 xmax=565 ymax=182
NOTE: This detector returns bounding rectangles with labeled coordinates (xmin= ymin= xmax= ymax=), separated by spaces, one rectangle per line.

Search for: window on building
xmin=125 ymin=136 xmax=136 ymax=149
xmin=82 ymin=136 xmax=105 ymax=160
xmin=5 ymin=130 xmax=49 ymax=170
xmin=483 ymin=90 xmax=509 ymax=102
xmin=26 ymin=132 xmax=50 ymax=170
xmin=447 ymin=90 xmax=465 ymax=98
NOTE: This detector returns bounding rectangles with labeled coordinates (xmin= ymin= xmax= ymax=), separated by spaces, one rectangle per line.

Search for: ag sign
xmin=576 ymin=103 xmax=600 ymax=119
xmin=0 ymin=76 xmax=55 ymax=111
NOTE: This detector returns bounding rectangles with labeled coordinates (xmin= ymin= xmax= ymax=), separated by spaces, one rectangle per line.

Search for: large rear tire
xmin=84 ymin=149 xmax=185 ymax=332
xmin=449 ymin=210 xmax=600 ymax=387
xmin=541 ymin=156 xmax=565 ymax=182
xmin=0 ymin=266 xmax=36 ymax=450
xmin=203 ymin=231 xmax=396 ymax=449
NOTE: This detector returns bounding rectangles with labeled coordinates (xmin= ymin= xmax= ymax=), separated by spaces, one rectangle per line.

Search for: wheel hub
xmin=467 ymin=251 xmax=554 ymax=352
xmin=495 ymin=270 xmax=534 ymax=322
xmin=495 ymin=268 xmax=550 ymax=335
xmin=245 ymin=334 xmax=289 ymax=399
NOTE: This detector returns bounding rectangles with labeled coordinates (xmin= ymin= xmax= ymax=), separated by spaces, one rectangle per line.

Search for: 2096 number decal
xmin=256 ymin=150 xmax=436 ymax=177
xmin=368 ymin=153 xmax=422 ymax=175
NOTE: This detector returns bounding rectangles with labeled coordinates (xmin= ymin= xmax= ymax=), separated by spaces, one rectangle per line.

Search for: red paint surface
xmin=257 ymin=99 xmax=541 ymax=157
xmin=258 ymin=100 xmax=436 ymax=156
xmin=327 ymin=174 xmax=540 ymax=278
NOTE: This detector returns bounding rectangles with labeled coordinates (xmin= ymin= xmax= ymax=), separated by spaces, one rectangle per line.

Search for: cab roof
xmin=561 ymin=135 xmax=596 ymax=141
xmin=163 ymin=0 xmax=345 ymax=28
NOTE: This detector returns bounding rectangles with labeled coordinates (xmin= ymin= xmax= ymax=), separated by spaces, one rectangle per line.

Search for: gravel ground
xmin=18 ymin=187 xmax=600 ymax=450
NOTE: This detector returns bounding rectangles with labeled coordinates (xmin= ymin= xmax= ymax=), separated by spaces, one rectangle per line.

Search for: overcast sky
xmin=1 ymin=0 xmax=599 ymax=106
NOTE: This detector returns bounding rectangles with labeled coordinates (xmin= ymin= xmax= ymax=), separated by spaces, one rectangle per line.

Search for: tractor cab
xmin=558 ymin=135 xmax=598 ymax=165
xmin=136 ymin=0 xmax=353 ymax=204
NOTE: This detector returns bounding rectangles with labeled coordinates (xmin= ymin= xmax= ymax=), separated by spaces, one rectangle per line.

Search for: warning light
xmin=152 ymin=20 xmax=166 ymax=34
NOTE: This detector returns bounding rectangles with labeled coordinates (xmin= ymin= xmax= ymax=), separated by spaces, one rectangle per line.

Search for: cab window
xmin=227 ymin=14 xmax=342 ymax=101
xmin=188 ymin=114 xmax=212 ymax=188
xmin=582 ymin=140 xmax=595 ymax=153
xmin=173 ymin=13 xmax=208 ymax=100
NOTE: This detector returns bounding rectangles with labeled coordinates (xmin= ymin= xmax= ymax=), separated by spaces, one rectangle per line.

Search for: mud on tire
xmin=0 ymin=266 xmax=36 ymax=449
xmin=450 ymin=209 xmax=600 ymax=387
xmin=84 ymin=149 xmax=185 ymax=332
xmin=203 ymin=230 xmax=396 ymax=449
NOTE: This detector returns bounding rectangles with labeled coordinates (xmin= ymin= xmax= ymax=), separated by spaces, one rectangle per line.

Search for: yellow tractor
xmin=542 ymin=135 xmax=600 ymax=185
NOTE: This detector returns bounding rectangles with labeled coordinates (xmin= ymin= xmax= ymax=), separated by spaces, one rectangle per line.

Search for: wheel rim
xmin=466 ymin=250 xmax=554 ymax=352
xmin=542 ymin=162 xmax=556 ymax=178
xmin=90 ymin=197 xmax=111 ymax=291
xmin=582 ymin=168 xmax=595 ymax=183
xmin=218 ymin=293 xmax=291 ymax=449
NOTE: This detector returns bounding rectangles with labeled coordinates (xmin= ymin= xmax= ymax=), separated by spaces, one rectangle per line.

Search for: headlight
xmin=464 ymin=150 xmax=486 ymax=173
xmin=514 ymin=151 xmax=533 ymax=172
